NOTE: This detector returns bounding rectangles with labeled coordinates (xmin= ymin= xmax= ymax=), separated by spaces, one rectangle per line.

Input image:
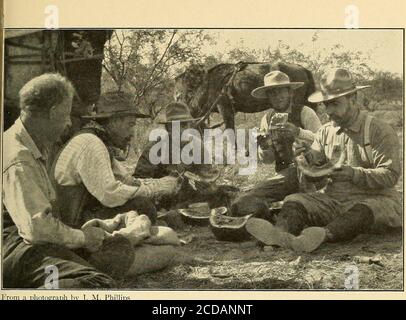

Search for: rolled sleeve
xmin=76 ymin=138 xmax=139 ymax=208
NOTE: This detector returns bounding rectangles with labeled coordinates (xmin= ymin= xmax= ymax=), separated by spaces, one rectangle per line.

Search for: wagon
xmin=3 ymin=29 xmax=112 ymax=130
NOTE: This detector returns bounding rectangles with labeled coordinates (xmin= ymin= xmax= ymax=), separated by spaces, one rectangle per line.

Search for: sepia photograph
xmin=1 ymin=26 xmax=404 ymax=292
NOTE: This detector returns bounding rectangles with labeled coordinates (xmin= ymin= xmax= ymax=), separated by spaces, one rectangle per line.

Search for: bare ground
xmin=119 ymin=160 xmax=403 ymax=290
xmin=120 ymin=226 xmax=402 ymax=290
xmin=121 ymin=115 xmax=403 ymax=290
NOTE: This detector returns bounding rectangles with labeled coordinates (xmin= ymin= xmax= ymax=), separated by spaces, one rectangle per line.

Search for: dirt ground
xmin=121 ymin=226 xmax=402 ymax=290
xmin=120 ymin=161 xmax=403 ymax=290
xmin=120 ymin=117 xmax=403 ymax=290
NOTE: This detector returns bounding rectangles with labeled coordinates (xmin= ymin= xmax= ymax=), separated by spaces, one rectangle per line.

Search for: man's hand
xmin=82 ymin=214 xmax=126 ymax=233
xmin=113 ymin=214 xmax=152 ymax=246
xmin=81 ymin=226 xmax=108 ymax=253
xmin=275 ymin=122 xmax=300 ymax=138
xmin=329 ymin=165 xmax=354 ymax=182
xmin=257 ymin=133 xmax=273 ymax=150
xmin=158 ymin=176 xmax=182 ymax=195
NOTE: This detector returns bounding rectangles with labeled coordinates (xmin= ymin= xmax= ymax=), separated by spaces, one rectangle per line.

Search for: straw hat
xmin=251 ymin=71 xmax=304 ymax=99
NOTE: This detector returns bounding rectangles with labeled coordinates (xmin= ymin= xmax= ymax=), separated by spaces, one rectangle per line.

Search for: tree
xmin=102 ymin=29 xmax=213 ymax=118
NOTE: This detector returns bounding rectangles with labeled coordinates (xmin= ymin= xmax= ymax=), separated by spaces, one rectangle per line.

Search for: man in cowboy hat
xmin=134 ymin=102 xmax=229 ymax=209
xmin=230 ymin=70 xmax=322 ymax=216
xmin=246 ymin=68 xmax=401 ymax=253
xmin=52 ymin=91 xmax=181 ymax=276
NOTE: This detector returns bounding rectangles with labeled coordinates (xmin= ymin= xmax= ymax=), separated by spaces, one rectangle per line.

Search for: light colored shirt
xmin=54 ymin=133 xmax=139 ymax=208
xmin=2 ymin=118 xmax=85 ymax=248
xmin=306 ymin=110 xmax=400 ymax=195
xmin=259 ymin=105 xmax=322 ymax=163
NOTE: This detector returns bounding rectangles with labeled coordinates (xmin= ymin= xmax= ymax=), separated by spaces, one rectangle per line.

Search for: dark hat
xmin=308 ymin=68 xmax=371 ymax=103
xmin=82 ymin=91 xmax=150 ymax=119
xmin=158 ymin=102 xmax=202 ymax=124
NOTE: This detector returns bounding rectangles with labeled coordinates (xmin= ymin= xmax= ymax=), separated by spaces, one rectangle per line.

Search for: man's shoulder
xmin=65 ymin=132 xmax=106 ymax=151
xmin=57 ymin=132 xmax=108 ymax=164
xmin=318 ymin=121 xmax=337 ymax=134
xmin=368 ymin=113 xmax=398 ymax=139
xmin=299 ymin=105 xmax=319 ymax=118
xmin=3 ymin=126 xmax=36 ymax=170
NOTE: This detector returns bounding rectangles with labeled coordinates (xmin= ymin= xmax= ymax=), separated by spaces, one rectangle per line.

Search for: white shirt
xmin=3 ymin=119 xmax=85 ymax=248
xmin=54 ymin=133 xmax=139 ymax=208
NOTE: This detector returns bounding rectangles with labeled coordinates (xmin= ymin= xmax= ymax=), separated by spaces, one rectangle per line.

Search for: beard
xmin=271 ymin=96 xmax=291 ymax=112
xmin=329 ymin=106 xmax=355 ymax=127
xmin=113 ymin=135 xmax=132 ymax=151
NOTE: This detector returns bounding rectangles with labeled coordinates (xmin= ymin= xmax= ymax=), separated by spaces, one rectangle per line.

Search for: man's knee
xmin=275 ymin=201 xmax=309 ymax=235
xmin=126 ymin=244 xmax=176 ymax=276
xmin=230 ymin=195 xmax=270 ymax=219
xmin=326 ymin=204 xmax=374 ymax=242
xmin=88 ymin=235 xmax=135 ymax=280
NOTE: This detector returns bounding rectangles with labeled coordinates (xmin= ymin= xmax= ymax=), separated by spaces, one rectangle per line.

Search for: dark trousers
xmin=275 ymin=202 xmax=374 ymax=241
xmin=3 ymin=226 xmax=133 ymax=289
xmin=230 ymin=166 xmax=299 ymax=217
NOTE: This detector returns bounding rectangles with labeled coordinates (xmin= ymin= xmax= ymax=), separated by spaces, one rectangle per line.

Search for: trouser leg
xmin=275 ymin=202 xmax=374 ymax=241
xmin=325 ymin=204 xmax=374 ymax=242
xmin=126 ymin=244 xmax=176 ymax=276
xmin=3 ymin=229 xmax=115 ymax=289
xmin=275 ymin=201 xmax=310 ymax=236
xmin=245 ymin=166 xmax=299 ymax=204
xmin=230 ymin=167 xmax=299 ymax=218
xmin=85 ymin=235 xmax=135 ymax=280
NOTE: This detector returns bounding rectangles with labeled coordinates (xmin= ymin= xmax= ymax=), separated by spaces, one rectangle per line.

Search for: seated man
xmin=3 ymin=74 xmax=122 ymax=288
xmin=246 ymin=68 xmax=402 ymax=253
xmin=3 ymin=75 xmax=178 ymax=289
xmin=134 ymin=102 xmax=229 ymax=209
xmin=53 ymin=92 xmax=182 ymax=227
xmin=231 ymin=71 xmax=321 ymax=215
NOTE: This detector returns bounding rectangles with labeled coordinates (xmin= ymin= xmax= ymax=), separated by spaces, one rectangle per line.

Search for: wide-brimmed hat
xmin=158 ymin=102 xmax=202 ymax=124
xmin=251 ymin=71 xmax=304 ymax=99
xmin=308 ymin=68 xmax=371 ymax=104
xmin=82 ymin=91 xmax=150 ymax=119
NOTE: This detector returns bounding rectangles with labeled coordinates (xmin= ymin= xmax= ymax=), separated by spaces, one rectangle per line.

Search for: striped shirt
xmin=54 ymin=133 xmax=140 ymax=208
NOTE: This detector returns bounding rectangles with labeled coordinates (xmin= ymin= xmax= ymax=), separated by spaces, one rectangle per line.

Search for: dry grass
xmin=119 ymin=111 xmax=403 ymax=290
xmin=120 ymin=225 xmax=402 ymax=290
xmin=120 ymin=162 xmax=403 ymax=290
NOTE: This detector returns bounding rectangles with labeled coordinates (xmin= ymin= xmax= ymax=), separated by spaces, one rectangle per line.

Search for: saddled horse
xmin=174 ymin=61 xmax=316 ymax=130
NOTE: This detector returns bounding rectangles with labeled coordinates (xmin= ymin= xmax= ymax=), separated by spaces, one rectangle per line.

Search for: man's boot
xmin=246 ymin=218 xmax=326 ymax=253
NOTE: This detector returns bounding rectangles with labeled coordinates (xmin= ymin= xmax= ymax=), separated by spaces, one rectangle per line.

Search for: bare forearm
xmin=28 ymin=211 xmax=85 ymax=249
